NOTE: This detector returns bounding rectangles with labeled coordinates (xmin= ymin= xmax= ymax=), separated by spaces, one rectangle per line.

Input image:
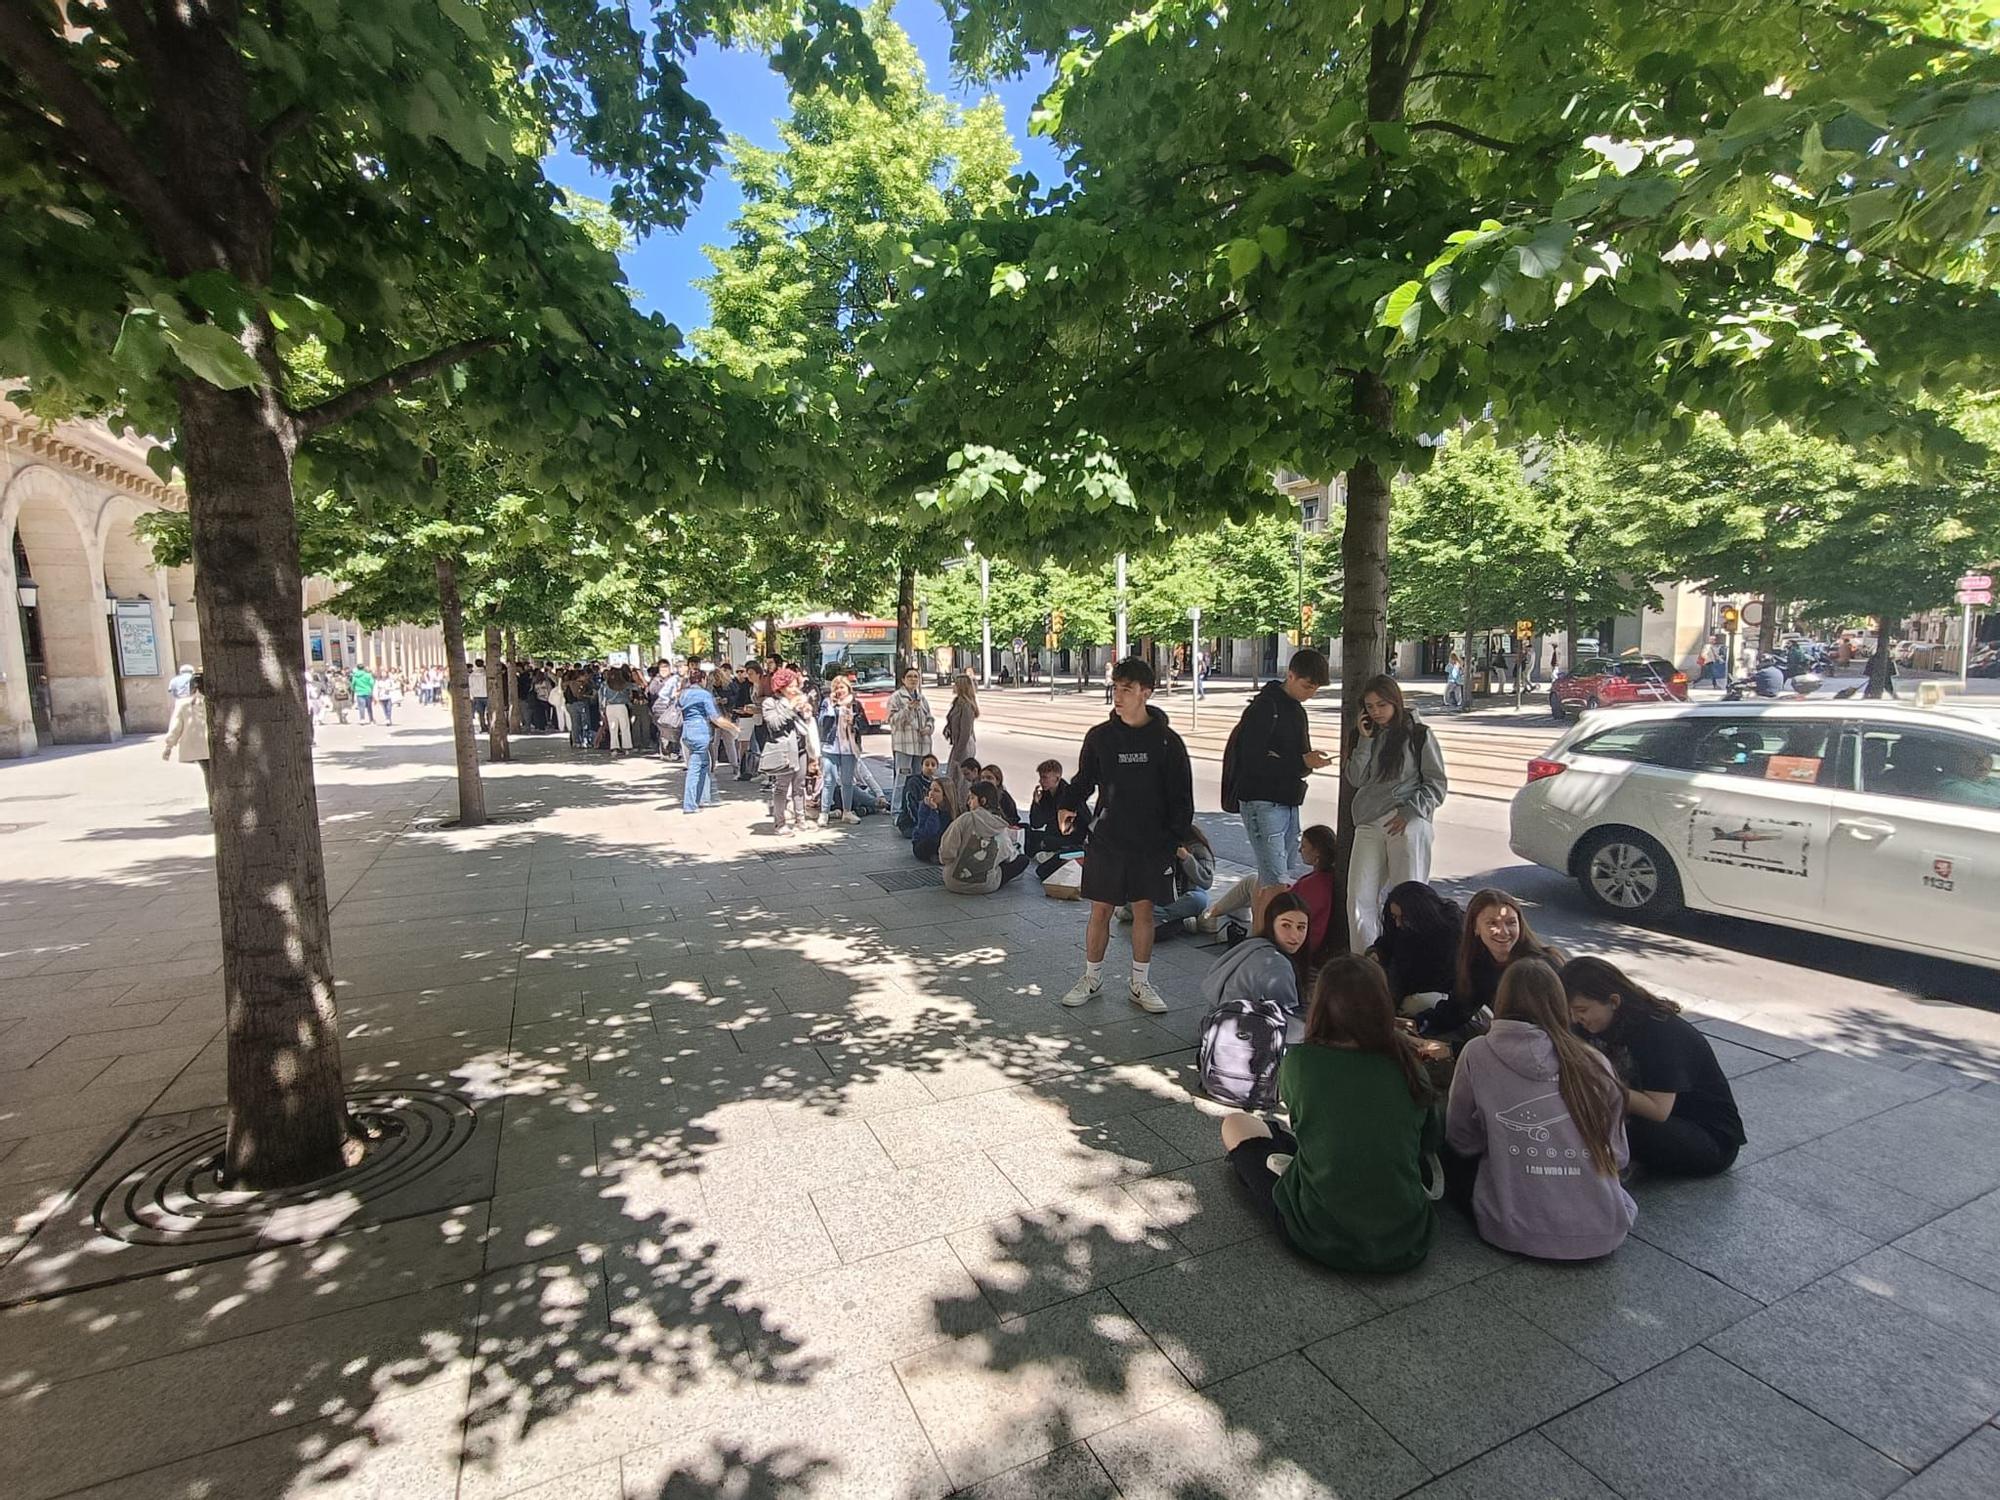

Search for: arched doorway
xmin=3 ymin=466 xmax=118 ymax=746
xmin=98 ymin=498 xmax=173 ymax=732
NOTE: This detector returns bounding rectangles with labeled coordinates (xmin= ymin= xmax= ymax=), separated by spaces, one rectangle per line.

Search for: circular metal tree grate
xmin=93 ymin=1087 xmax=479 ymax=1248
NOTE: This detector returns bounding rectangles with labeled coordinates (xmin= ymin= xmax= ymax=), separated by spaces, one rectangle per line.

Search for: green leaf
xmin=161 ymin=319 xmax=266 ymax=390
xmin=1376 ymin=280 xmax=1421 ymax=330
xmin=1369 ymin=121 xmax=1410 ymax=156
xmin=1255 ymin=225 xmax=1290 ymax=266
xmin=1226 ymin=238 xmax=1264 ymax=280
xmin=539 ymin=307 xmax=585 ymax=343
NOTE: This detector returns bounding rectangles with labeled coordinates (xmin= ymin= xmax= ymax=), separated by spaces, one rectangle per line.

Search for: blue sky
xmin=542 ymin=3 xmax=1058 ymax=344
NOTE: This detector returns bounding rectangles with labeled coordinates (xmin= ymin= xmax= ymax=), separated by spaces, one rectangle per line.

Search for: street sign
xmin=1958 ymin=587 xmax=1993 ymax=606
xmin=1738 ymin=601 xmax=1765 ymax=628
xmin=1959 ymin=573 xmax=1993 ymax=591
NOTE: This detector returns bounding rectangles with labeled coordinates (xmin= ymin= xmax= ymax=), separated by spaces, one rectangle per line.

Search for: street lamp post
xmin=1188 ymin=605 xmax=1202 ymax=732
xmin=1115 ymin=552 xmax=1128 ymax=663
xmin=980 ymin=556 xmax=992 ymax=688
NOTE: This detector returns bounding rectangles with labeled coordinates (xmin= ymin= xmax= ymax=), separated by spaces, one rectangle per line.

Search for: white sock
xmin=1084 ymin=959 xmax=1104 ymax=986
xmin=1130 ymin=960 xmax=1151 ymax=991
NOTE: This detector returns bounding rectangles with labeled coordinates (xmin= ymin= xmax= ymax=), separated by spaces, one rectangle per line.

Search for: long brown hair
xmin=1561 ymin=956 xmax=1682 ymax=1028
xmin=1456 ymin=888 xmax=1559 ymax=998
xmin=1255 ymin=890 xmax=1312 ymax=996
xmin=1496 ymin=959 xmax=1622 ymax=1177
xmin=1302 ymin=956 xmax=1430 ymax=1103
xmin=1352 ymin=672 xmax=1416 ymax=778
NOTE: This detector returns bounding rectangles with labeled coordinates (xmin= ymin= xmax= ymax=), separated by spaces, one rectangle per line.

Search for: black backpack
xmin=1197 ymin=997 xmax=1291 ymax=1111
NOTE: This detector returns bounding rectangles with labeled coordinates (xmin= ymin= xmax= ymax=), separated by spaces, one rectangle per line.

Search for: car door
xmin=1672 ymin=715 xmax=1836 ymax=921
xmin=1825 ymin=722 xmax=2000 ymax=967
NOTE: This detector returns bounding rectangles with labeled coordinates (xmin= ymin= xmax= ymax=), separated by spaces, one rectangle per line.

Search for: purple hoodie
xmin=1446 ymin=1019 xmax=1635 ymax=1260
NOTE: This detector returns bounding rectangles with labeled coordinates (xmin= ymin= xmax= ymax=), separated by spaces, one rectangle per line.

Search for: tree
xmin=0 ymin=0 xmax=875 ymax=1187
xmin=897 ymin=0 xmax=2000 ymax=859
xmin=697 ymin=2 xmax=1017 ymax=672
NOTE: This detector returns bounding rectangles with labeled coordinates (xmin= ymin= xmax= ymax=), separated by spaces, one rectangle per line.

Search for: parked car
xmin=1510 ymin=701 xmax=2000 ymax=969
xmin=1547 ymin=654 xmax=1688 ymax=719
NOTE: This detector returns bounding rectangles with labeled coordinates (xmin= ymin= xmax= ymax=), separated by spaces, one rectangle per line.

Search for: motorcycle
xmin=1723 ymin=664 xmax=1823 ymax=701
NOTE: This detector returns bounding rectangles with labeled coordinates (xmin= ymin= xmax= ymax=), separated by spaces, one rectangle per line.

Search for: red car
xmin=1548 ymin=654 xmax=1687 ymax=719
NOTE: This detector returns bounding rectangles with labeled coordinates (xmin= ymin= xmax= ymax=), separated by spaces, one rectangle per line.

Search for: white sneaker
xmin=1129 ymin=979 xmax=1168 ymax=1014
xmin=841 ymin=811 xmax=859 ymax=824
xmin=1059 ymin=974 xmax=1102 ymax=1008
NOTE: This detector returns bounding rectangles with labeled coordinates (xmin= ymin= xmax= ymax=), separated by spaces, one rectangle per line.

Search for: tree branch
xmin=251 ymin=103 xmax=313 ymax=180
xmin=0 ymin=3 xmax=211 ymax=269
xmin=1408 ymin=119 xmax=1522 ymax=153
xmin=1411 ymin=68 xmax=1494 ymax=83
xmin=1399 ymin=0 xmax=1446 ymax=92
xmin=290 ymin=336 xmax=508 ymax=434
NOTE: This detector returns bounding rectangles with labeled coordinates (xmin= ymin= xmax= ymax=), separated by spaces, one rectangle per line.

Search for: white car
xmin=1509 ymin=700 xmax=2000 ymax=970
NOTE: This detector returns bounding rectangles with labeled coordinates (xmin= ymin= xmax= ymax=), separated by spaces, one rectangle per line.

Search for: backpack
xmin=1197 ymin=997 xmax=1291 ymax=1110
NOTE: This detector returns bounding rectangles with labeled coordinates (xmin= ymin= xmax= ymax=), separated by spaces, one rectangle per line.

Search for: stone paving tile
xmin=946 ymin=1185 xmax=1191 ymax=1321
xmin=1894 ymin=1188 xmax=2000 ymax=1294
xmin=983 ymin=1112 xmax=1190 ymax=1208
xmin=809 ymin=1152 xmax=1032 ymax=1263
xmin=0 ymin=1280 xmax=479 ymax=1500
xmin=618 ymin=1366 xmax=952 ymax=1500
xmin=1801 ymin=1089 xmax=2000 ymax=1210
xmin=0 ymin=1121 xmax=121 ymax=1187
xmin=1306 ymin=1282 xmax=1614 ymax=1473
xmin=1121 ymin=1153 xmax=1276 ymax=1256
xmin=952 ymin=1442 xmax=1121 ymax=1500
xmin=1402 ymin=1431 xmax=1619 ymax=1500
xmin=1837 ymin=1246 xmax=2000 ymax=1359
xmin=1114 ymin=1233 xmax=1383 ymax=1387
xmin=1888 ymin=1427 xmax=2000 ymax=1500
xmin=1340 ymin=1209 xmax=1513 ymax=1312
xmin=1727 ymin=1055 xmax=1941 ymax=1164
xmin=1708 ymin=1273 xmax=2000 ymax=1469
xmin=1736 ymin=1145 xmax=1948 ymax=1244
xmin=1542 ymin=1347 xmax=1910 ymax=1500
xmin=1088 ymin=1350 xmax=1429 ymax=1500
xmin=1629 ymin=1174 xmax=1876 ymax=1304
xmin=1484 ymin=1236 xmax=1762 ymax=1379
xmin=749 ymin=1237 xmax=994 ymax=1383
xmin=894 ymin=1288 xmax=1191 ymax=1489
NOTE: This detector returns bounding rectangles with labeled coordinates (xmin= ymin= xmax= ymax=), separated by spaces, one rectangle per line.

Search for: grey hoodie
xmin=1446 ymin=1019 xmax=1635 ymax=1260
xmin=939 ymin=806 xmax=1011 ymax=894
xmin=1201 ymin=937 xmax=1302 ymax=1016
xmin=1345 ymin=713 xmax=1448 ymax=826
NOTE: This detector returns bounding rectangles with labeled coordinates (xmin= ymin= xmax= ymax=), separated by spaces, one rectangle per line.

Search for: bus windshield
xmin=822 ymin=641 xmax=897 ymax=688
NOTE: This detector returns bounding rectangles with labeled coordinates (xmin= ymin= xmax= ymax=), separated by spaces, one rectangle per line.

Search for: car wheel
xmin=1585 ymin=695 xmax=1603 ymax=712
xmin=1548 ymin=689 xmax=1565 ymax=719
xmin=1576 ymin=828 xmax=1683 ymax=918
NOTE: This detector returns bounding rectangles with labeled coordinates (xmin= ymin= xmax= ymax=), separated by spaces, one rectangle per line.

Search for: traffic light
xmin=1301 ymin=603 xmax=1316 ymax=635
xmin=1720 ymin=604 xmax=1740 ymax=632
xmin=1050 ymin=609 xmax=1064 ymax=637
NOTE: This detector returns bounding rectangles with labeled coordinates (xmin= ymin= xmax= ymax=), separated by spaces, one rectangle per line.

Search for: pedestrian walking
xmin=1220 ymin=648 xmax=1333 ymax=894
xmin=677 ymin=672 xmax=724 ymax=813
xmin=1344 ymin=674 xmax=1448 ymax=952
xmin=162 ymin=672 xmax=213 ymax=796
xmin=1057 ymin=657 xmax=1195 ymax=1015
xmin=1444 ymin=650 xmax=1466 ymax=711
xmin=351 ymin=663 xmax=376 ymax=722
xmin=602 ymin=666 xmax=635 ymax=754
xmin=328 ymin=667 xmax=354 ymax=723
xmin=467 ymin=659 xmax=490 ymax=732
xmin=887 ymin=666 xmax=936 ymax=782
xmin=375 ymin=669 xmax=400 ymax=724
xmin=1193 ymin=647 xmax=1207 ymax=700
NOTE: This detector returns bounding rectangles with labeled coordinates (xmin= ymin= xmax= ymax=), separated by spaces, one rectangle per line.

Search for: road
xmin=958 ymin=680 xmax=2000 ymax=1076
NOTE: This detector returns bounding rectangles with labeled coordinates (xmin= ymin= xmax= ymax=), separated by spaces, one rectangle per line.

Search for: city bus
xmin=777 ymin=615 xmax=900 ymax=720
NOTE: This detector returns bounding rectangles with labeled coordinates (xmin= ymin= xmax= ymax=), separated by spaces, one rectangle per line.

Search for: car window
xmin=1573 ymin=722 xmax=1692 ymax=768
xmin=1613 ymin=659 xmax=1678 ymax=681
xmin=1572 ymin=658 xmax=1612 ymax=677
xmin=1849 ymin=727 xmax=2000 ymax=810
xmin=1688 ymin=719 xmax=1835 ymax=783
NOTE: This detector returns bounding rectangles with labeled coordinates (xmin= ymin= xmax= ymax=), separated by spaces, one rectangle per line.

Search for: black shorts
xmin=1078 ymin=842 xmax=1177 ymax=907
xmin=1227 ymin=1126 xmax=1300 ymax=1235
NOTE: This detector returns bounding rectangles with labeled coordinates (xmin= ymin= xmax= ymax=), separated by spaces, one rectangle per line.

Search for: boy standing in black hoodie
xmin=1058 ymin=657 xmax=1196 ymax=1013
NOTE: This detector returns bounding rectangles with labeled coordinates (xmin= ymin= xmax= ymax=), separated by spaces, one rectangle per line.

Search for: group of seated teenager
xmin=903 ymin=754 xmax=1091 ymax=892
xmin=1206 ymin=824 xmax=1344 ymax=969
xmin=1203 ymin=883 xmax=1744 ymax=1273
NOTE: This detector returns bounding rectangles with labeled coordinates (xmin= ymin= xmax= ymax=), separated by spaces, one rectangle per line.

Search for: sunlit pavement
xmin=2 ymin=709 xmax=1998 ymax=1499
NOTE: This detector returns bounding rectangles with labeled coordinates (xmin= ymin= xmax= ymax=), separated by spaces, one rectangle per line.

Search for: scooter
xmin=1723 ymin=664 xmax=1823 ymax=701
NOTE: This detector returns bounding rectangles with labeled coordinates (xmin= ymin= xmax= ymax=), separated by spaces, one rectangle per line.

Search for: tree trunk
xmin=1565 ymin=597 xmax=1580 ymax=675
xmin=1462 ymin=590 xmax=1477 ymax=707
xmin=484 ymin=611 xmax=510 ymax=763
xmin=1338 ymin=371 xmax=1395 ymax=883
xmin=1758 ymin=594 xmax=1780 ymax=657
xmin=1866 ymin=608 xmax=1896 ymax=698
xmin=434 ymin=555 xmax=486 ymax=826
xmin=178 ymin=378 xmax=351 ymax=1189
xmin=505 ymin=627 xmax=524 ymax=731
xmin=764 ymin=612 xmax=778 ymax=661
xmin=896 ymin=562 xmax=917 ymax=676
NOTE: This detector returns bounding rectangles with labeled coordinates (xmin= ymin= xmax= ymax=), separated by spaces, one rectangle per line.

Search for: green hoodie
xmin=1274 ymin=1043 xmax=1439 ymax=1273
xmin=351 ymin=668 xmax=375 ymax=696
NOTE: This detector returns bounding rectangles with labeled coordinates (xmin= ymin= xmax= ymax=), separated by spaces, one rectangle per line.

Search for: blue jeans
xmin=682 ymin=741 xmax=715 ymax=812
xmin=357 ymin=694 xmax=374 ymax=722
xmin=1240 ymin=800 xmax=1301 ymax=887
xmin=1154 ymin=889 xmax=1209 ymax=928
xmin=820 ymin=751 xmax=858 ymax=814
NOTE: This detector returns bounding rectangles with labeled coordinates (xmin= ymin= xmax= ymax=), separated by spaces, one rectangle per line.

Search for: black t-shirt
xmin=1609 ymin=1009 xmax=1745 ymax=1146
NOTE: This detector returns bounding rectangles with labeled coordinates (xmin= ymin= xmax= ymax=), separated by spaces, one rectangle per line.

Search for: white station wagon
xmin=1509 ymin=700 xmax=2000 ymax=971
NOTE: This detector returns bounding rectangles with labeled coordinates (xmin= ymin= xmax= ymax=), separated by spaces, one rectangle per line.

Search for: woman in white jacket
xmin=162 ymin=674 xmax=213 ymax=796
xmin=1344 ymin=674 xmax=1448 ymax=952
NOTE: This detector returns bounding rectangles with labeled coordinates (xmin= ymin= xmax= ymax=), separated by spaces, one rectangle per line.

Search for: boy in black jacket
xmin=1058 ymin=657 xmax=1195 ymax=1014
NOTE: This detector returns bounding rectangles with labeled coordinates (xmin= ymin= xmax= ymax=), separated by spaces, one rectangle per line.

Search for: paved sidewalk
xmin=2 ymin=719 xmax=1998 ymax=1499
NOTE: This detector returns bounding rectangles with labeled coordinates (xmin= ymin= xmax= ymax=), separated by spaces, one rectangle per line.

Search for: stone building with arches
xmin=3 ymin=400 xmax=445 ymax=759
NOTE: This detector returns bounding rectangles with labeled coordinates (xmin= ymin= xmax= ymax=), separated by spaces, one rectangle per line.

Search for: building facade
xmin=3 ymin=402 xmax=444 ymax=759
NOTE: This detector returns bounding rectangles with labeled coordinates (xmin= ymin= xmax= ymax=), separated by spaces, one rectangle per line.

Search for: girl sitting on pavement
xmin=1219 ymin=955 xmax=1440 ymax=1274
xmin=1291 ymin=824 xmax=1340 ymax=967
xmin=939 ymin=781 xmax=1034 ymax=893
xmin=1196 ymin=892 xmax=1313 ymax=1109
xmin=1417 ymin=888 xmax=1567 ymax=1055
xmin=1368 ymin=880 xmax=1464 ymax=1019
xmin=1564 ymin=956 xmax=1745 ymax=1177
xmin=1444 ymin=958 xmax=1635 ymax=1259
xmin=910 ymin=777 xmax=959 ymax=865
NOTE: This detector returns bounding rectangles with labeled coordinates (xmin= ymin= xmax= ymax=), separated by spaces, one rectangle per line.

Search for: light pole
xmin=1189 ymin=605 xmax=1202 ymax=732
xmin=1115 ymin=551 xmax=1129 ymax=663
xmin=964 ymin=538 xmax=993 ymax=686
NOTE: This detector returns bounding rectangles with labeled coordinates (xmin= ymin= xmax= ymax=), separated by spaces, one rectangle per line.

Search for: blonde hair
xmin=953 ymin=673 xmax=978 ymax=704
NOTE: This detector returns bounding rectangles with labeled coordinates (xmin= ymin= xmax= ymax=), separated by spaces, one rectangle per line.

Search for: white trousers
xmin=1346 ymin=815 xmax=1436 ymax=952
xmin=606 ymin=702 xmax=632 ymax=751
